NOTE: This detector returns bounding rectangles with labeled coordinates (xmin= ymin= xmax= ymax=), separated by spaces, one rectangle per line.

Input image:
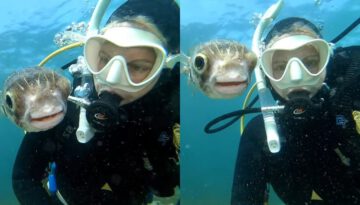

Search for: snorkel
xmin=68 ymin=0 xmax=111 ymax=143
xmin=87 ymin=0 xmax=111 ymax=37
xmin=252 ymin=0 xmax=284 ymax=153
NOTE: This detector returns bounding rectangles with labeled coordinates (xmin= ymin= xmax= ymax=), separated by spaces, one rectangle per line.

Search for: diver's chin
xmin=28 ymin=109 xmax=66 ymax=132
xmin=213 ymin=81 xmax=248 ymax=97
xmin=97 ymin=87 xmax=119 ymax=96
xmin=283 ymin=88 xmax=313 ymax=101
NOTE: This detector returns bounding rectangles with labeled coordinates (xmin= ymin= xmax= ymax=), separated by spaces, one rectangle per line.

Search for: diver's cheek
xmin=113 ymin=82 xmax=156 ymax=106
xmin=112 ymin=90 xmax=134 ymax=105
xmin=94 ymin=83 xmax=103 ymax=94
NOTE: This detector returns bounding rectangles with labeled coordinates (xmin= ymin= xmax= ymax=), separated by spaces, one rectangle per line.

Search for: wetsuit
xmin=12 ymin=66 xmax=180 ymax=205
xmin=231 ymin=47 xmax=360 ymax=205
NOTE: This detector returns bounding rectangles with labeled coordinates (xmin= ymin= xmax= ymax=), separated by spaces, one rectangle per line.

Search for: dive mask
xmin=84 ymin=27 xmax=167 ymax=92
xmin=260 ymin=35 xmax=332 ymax=100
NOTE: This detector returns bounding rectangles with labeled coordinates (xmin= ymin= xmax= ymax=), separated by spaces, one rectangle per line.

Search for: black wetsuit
xmin=12 ymin=66 xmax=179 ymax=205
xmin=231 ymin=46 xmax=360 ymax=205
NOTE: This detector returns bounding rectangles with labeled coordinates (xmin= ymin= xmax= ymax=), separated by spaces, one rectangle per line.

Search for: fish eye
xmin=193 ymin=53 xmax=208 ymax=73
xmin=5 ymin=93 xmax=13 ymax=109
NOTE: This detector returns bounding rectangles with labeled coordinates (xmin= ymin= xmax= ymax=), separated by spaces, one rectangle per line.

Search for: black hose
xmin=204 ymin=95 xmax=260 ymax=134
xmin=204 ymin=107 xmax=261 ymax=134
xmin=61 ymin=59 xmax=78 ymax=70
xmin=247 ymin=95 xmax=259 ymax=108
xmin=331 ymin=17 xmax=360 ymax=44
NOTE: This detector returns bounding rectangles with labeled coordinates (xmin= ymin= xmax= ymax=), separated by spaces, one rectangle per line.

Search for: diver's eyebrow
xmin=127 ymin=59 xmax=154 ymax=66
xmin=272 ymin=60 xmax=287 ymax=64
xmin=303 ymin=54 xmax=319 ymax=59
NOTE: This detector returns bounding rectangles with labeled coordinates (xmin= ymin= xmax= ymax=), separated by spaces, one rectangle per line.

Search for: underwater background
xmin=0 ymin=0 xmax=128 ymax=204
xmin=181 ymin=0 xmax=359 ymax=205
xmin=0 ymin=0 xmax=359 ymax=205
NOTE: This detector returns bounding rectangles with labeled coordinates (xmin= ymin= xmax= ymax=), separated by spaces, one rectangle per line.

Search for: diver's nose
xmin=288 ymin=60 xmax=303 ymax=83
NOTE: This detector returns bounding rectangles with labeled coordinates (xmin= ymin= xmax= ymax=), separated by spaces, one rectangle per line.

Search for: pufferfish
xmin=1 ymin=67 xmax=71 ymax=132
xmin=185 ymin=40 xmax=257 ymax=99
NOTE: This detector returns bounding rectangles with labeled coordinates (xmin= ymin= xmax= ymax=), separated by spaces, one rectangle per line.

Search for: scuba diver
xmin=12 ymin=0 xmax=180 ymax=204
xmin=231 ymin=17 xmax=360 ymax=205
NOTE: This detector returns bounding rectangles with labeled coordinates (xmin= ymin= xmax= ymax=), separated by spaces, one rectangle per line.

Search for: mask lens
xmin=270 ymin=51 xmax=287 ymax=80
xmin=126 ymin=58 xmax=156 ymax=84
xmin=262 ymin=40 xmax=330 ymax=80
xmin=85 ymin=27 xmax=168 ymax=89
xmin=94 ymin=43 xmax=161 ymax=85
xmin=301 ymin=53 xmax=320 ymax=74
xmin=96 ymin=51 xmax=111 ymax=71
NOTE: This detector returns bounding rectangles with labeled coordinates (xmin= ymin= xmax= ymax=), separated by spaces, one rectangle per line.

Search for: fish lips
xmin=213 ymin=79 xmax=249 ymax=97
xmin=27 ymin=105 xmax=66 ymax=132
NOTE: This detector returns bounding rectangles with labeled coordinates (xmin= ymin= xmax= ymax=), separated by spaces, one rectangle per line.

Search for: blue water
xmin=0 ymin=0 xmax=127 ymax=204
xmin=181 ymin=0 xmax=359 ymax=205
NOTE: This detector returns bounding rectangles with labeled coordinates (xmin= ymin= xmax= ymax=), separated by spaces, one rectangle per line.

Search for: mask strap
xmin=165 ymin=53 xmax=189 ymax=69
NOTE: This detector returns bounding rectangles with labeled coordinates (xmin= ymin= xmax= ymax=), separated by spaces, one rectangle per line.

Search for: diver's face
xmin=94 ymin=43 xmax=159 ymax=105
xmin=271 ymin=45 xmax=320 ymax=79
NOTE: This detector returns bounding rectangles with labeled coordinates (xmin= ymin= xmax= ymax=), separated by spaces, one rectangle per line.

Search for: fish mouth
xmin=29 ymin=108 xmax=65 ymax=131
xmin=215 ymin=81 xmax=246 ymax=86
xmin=214 ymin=80 xmax=248 ymax=95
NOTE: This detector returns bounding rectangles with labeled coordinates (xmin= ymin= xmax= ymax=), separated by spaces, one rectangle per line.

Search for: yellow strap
xmin=311 ymin=190 xmax=323 ymax=200
xmin=101 ymin=183 xmax=112 ymax=192
xmin=352 ymin=110 xmax=360 ymax=134
xmin=173 ymin=123 xmax=180 ymax=156
xmin=240 ymin=82 xmax=259 ymax=134
xmin=38 ymin=42 xmax=84 ymax=67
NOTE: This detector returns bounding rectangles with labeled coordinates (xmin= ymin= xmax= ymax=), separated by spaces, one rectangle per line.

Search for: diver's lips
xmin=31 ymin=110 xmax=64 ymax=122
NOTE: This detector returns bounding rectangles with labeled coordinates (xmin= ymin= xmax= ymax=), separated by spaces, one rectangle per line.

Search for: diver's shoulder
xmin=52 ymin=102 xmax=79 ymax=135
xmin=247 ymin=115 xmax=264 ymax=125
xmin=334 ymin=45 xmax=360 ymax=55
xmin=327 ymin=45 xmax=360 ymax=88
xmin=331 ymin=45 xmax=360 ymax=67
xmin=160 ymin=63 xmax=180 ymax=83
xmin=243 ymin=115 xmax=265 ymax=134
xmin=329 ymin=46 xmax=360 ymax=66
xmin=64 ymin=102 xmax=80 ymax=120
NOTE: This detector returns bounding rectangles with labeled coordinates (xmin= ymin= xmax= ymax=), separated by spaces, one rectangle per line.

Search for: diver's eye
xmin=193 ymin=53 xmax=207 ymax=73
xmin=5 ymin=93 xmax=13 ymax=109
